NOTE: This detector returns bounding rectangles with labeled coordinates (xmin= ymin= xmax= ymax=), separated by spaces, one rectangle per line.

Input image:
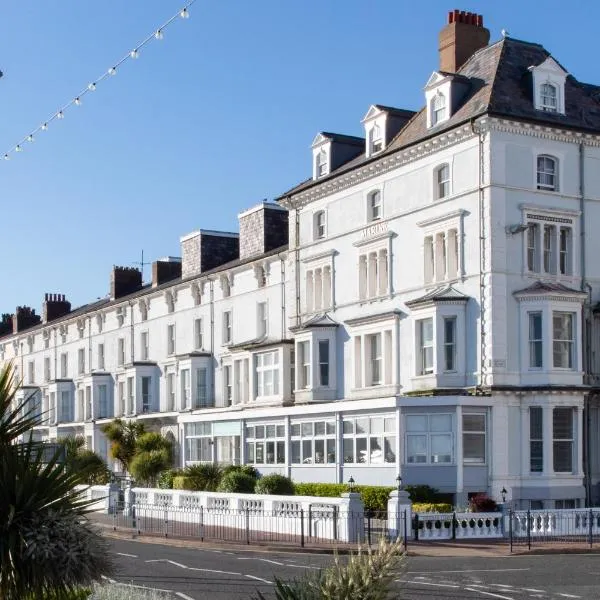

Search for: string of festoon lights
xmin=2 ymin=0 xmax=197 ymax=162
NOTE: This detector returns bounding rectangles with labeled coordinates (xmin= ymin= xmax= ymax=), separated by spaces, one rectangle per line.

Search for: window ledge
xmin=349 ymin=384 xmax=400 ymax=400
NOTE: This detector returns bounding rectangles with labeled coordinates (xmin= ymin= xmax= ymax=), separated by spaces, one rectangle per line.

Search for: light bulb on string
xmin=75 ymin=97 xmax=82 ymax=106
xmin=15 ymin=145 xmax=22 ymax=152
xmin=3 ymin=154 xmax=9 ymax=160
xmin=41 ymin=123 xmax=48 ymax=131
xmin=57 ymin=111 xmax=65 ymax=119
xmin=155 ymin=29 xmax=164 ymax=40
xmin=108 ymin=67 xmax=117 ymax=76
xmin=88 ymin=83 xmax=96 ymax=91
xmin=180 ymin=8 xmax=189 ymax=19
xmin=27 ymin=135 xmax=34 ymax=143
xmin=130 ymin=49 xmax=139 ymax=59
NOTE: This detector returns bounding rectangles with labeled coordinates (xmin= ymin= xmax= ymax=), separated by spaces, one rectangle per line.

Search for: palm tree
xmin=129 ymin=432 xmax=173 ymax=487
xmin=58 ymin=435 xmax=110 ymax=485
xmin=0 ymin=363 xmax=112 ymax=598
xmin=100 ymin=418 xmax=146 ymax=474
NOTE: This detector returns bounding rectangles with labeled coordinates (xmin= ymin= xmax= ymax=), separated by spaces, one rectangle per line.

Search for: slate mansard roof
xmin=277 ymin=37 xmax=600 ymax=200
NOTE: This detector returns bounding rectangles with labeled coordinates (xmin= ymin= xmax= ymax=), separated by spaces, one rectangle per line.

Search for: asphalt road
xmin=106 ymin=537 xmax=600 ymax=599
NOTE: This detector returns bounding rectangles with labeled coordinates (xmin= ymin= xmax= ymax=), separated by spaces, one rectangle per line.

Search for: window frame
xmin=552 ymin=311 xmax=574 ymax=369
xmin=540 ymin=82 xmax=558 ymax=113
xmin=369 ymin=123 xmax=383 ymax=155
xmin=443 ymin=316 xmax=457 ymax=373
xmin=246 ymin=422 xmax=286 ymax=465
xmin=255 ymin=350 xmax=280 ymax=398
xmin=528 ymin=312 xmax=543 ymax=369
xmin=342 ymin=415 xmax=396 ymax=465
xmin=257 ymin=302 xmax=268 ymax=339
xmin=417 ymin=318 xmax=434 ymax=376
xmin=430 ymin=92 xmax=447 ymax=126
xmin=536 ymin=155 xmax=558 ymax=192
xmin=553 ymin=407 xmax=574 ymax=473
xmin=222 ymin=310 xmax=233 ymax=345
xmin=314 ymin=210 xmax=327 ymax=240
xmin=405 ymin=413 xmax=453 ymax=465
xmin=315 ymin=149 xmax=328 ymax=178
xmin=194 ymin=318 xmax=203 ymax=351
xmin=367 ymin=190 xmax=382 ymax=222
xmin=435 ymin=163 xmax=450 ymax=200
xmin=529 ymin=406 xmax=544 ymax=473
xmin=462 ymin=413 xmax=486 ymax=465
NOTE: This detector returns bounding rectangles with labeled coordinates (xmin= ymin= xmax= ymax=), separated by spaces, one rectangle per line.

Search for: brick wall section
xmin=13 ymin=306 xmax=41 ymax=333
xmin=182 ymin=232 xmax=239 ymax=278
xmin=200 ymin=234 xmax=239 ymax=272
xmin=152 ymin=261 xmax=182 ymax=287
xmin=42 ymin=293 xmax=71 ymax=323
xmin=0 ymin=313 xmax=13 ymax=337
xmin=239 ymin=205 xmax=289 ymax=260
xmin=110 ymin=267 xmax=142 ymax=300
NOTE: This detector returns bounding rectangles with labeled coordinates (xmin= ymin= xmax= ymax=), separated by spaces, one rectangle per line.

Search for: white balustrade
xmin=510 ymin=508 xmax=600 ymax=538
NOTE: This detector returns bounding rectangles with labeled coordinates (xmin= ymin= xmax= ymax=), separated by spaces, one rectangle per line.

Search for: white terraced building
xmin=6 ymin=9 xmax=600 ymax=508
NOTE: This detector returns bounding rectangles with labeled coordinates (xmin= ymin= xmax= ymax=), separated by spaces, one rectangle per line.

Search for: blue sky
xmin=0 ymin=0 xmax=597 ymax=313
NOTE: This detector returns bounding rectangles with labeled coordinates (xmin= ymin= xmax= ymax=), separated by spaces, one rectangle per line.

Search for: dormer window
xmin=529 ymin=57 xmax=567 ymax=115
xmin=314 ymin=210 xmax=326 ymax=240
xmin=368 ymin=191 xmax=382 ymax=222
xmin=315 ymin=150 xmax=328 ymax=178
xmin=431 ymin=93 xmax=447 ymax=126
xmin=540 ymin=83 xmax=558 ymax=112
xmin=369 ymin=124 xmax=383 ymax=155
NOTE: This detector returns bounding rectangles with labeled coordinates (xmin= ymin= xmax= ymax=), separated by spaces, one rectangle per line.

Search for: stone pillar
xmin=123 ymin=480 xmax=136 ymax=517
xmin=340 ymin=492 xmax=364 ymax=543
xmin=388 ymin=489 xmax=412 ymax=542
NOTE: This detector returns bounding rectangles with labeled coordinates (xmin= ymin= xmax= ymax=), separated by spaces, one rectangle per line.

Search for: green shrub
xmin=404 ymin=484 xmax=442 ymax=503
xmin=294 ymin=482 xmax=346 ymax=498
xmin=217 ymin=471 xmax=257 ymax=493
xmin=157 ymin=469 xmax=180 ymax=490
xmin=412 ymin=502 xmax=453 ymax=513
xmin=182 ymin=463 xmax=224 ymax=492
xmin=255 ymin=473 xmax=294 ymax=495
xmin=222 ymin=464 xmax=260 ymax=480
xmin=172 ymin=475 xmax=196 ymax=491
xmin=359 ymin=486 xmax=394 ymax=513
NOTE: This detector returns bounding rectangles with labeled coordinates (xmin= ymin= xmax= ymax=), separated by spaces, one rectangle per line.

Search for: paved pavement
xmin=105 ymin=537 xmax=600 ymax=599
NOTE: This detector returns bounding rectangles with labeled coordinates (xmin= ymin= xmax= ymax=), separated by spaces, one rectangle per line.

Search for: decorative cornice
xmin=345 ymin=309 xmax=403 ymax=327
xmin=417 ymin=209 xmax=467 ymax=228
xmin=301 ymin=249 xmax=337 ymax=264
xmin=282 ymin=125 xmax=476 ymax=208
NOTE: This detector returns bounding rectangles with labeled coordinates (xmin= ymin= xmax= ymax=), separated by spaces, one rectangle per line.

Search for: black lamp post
xmin=348 ymin=476 xmax=355 ymax=492
xmin=501 ymin=487 xmax=507 ymax=503
xmin=396 ymin=474 xmax=402 ymax=492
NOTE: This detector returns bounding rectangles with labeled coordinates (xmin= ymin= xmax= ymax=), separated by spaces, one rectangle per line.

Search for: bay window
xmin=352 ymin=327 xmax=394 ymax=389
xmin=297 ymin=341 xmax=310 ymax=389
xmin=443 ymin=317 xmax=456 ymax=372
xmin=223 ymin=365 xmax=233 ymax=405
xmin=462 ymin=413 xmax=486 ymax=464
xmin=342 ymin=415 xmax=396 ymax=464
xmin=246 ymin=423 xmax=285 ymax=465
xmin=553 ymin=312 xmax=574 ymax=369
xmin=185 ymin=422 xmax=212 ymax=462
xmin=291 ymin=420 xmax=336 ymax=464
xmin=405 ymin=414 xmax=452 ymax=465
xmin=528 ymin=312 xmax=543 ymax=368
xmin=553 ymin=408 xmax=573 ymax=473
xmin=318 ymin=340 xmax=330 ymax=387
xmin=530 ymin=406 xmax=543 ymax=473
xmin=418 ymin=318 xmax=434 ymax=375
xmin=98 ymin=384 xmax=109 ymax=418
xmin=195 ymin=367 xmax=208 ymax=408
xmin=255 ymin=351 xmax=279 ymax=397
xmin=181 ymin=368 xmax=190 ymax=409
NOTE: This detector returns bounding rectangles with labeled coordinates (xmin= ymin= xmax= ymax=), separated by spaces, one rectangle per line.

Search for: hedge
xmin=412 ymin=503 xmax=453 ymax=513
xmin=293 ymin=483 xmax=395 ymax=512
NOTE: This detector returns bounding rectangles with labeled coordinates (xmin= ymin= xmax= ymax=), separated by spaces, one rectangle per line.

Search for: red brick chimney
xmin=439 ymin=10 xmax=490 ymax=73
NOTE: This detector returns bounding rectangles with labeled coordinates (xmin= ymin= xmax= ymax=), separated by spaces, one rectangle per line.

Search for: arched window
xmin=537 ymin=155 xmax=558 ymax=191
xmin=435 ymin=164 xmax=450 ymax=199
xmin=367 ymin=190 xmax=382 ymax=222
xmin=540 ymin=83 xmax=558 ymax=112
xmin=431 ymin=93 xmax=447 ymax=126
xmin=314 ymin=210 xmax=326 ymax=240
xmin=315 ymin=149 xmax=328 ymax=178
xmin=370 ymin=123 xmax=383 ymax=154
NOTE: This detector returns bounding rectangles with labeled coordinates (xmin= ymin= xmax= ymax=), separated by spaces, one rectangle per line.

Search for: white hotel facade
xmin=5 ymin=10 xmax=600 ymax=508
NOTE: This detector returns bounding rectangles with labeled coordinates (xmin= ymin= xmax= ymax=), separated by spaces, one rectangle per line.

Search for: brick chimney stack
xmin=439 ymin=10 xmax=490 ymax=73
xmin=12 ymin=306 xmax=41 ymax=334
xmin=0 ymin=314 xmax=13 ymax=337
xmin=110 ymin=266 xmax=143 ymax=300
xmin=42 ymin=293 xmax=71 ymax=323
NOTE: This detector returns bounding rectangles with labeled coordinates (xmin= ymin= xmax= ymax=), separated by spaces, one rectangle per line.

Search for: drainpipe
xmin=209 ymin=279 xmax=215 ymax=403
xmin=128 ymin=300 xmax=135 ymax=364
xmin=579 ymin=142 xmax=593 ymax=505
xmin=279 ymin=253 xmax=286 ymax=338
xmin=287 ymin=196 xmax=301 ymax=327
xmin=471 ymin=119 xmax=487 ymax=389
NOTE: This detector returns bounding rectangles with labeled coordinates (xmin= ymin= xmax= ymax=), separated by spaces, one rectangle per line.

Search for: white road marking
xmin=408 ymin=568 xmax=530 ymax=574
xmin=491 ymin=585 xmax=514 ymax=589
xmin=237 ymin=557 xmax=284 ymax=566
xmin=145 ymin=558 xmax=240 ymax=575
xmin=282 ymin=564 xmax=321 ymax=570
xmin=522 ymin=589 xmax=544 ymax=593
xmin=100 ymin=575 xmax=117 ymax=584
xmin=175 ymin=593 xmax=196 ymax=600
xmin=399 ymin=580 xmax=460 ymax=589
xmin=558 ymin=595 xmax=581 ymax=599
xmin=465 ymin=588 xmax=514 ymax=600
xmin=114 ymin=552 xmax=138 ymax=558
xmin=245 ymin=574 xmax=273 ymax=584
